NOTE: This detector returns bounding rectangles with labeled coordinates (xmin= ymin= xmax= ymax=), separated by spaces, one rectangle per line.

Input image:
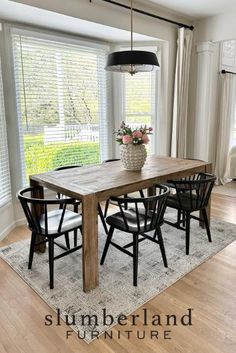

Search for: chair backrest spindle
xmin=168 ymin=173 xmax=216 ymax=211
xmin=110 ymin=185 xmax=169 ymax=233
xmin=18 ymin=186 xmax=78 ymax=236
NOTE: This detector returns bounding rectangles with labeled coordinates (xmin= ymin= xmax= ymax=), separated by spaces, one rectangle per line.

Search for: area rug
xmin=213 ymin=181 xmax=236 ymax=197
xmin=0 ymin=213 xmax=236 ymax=343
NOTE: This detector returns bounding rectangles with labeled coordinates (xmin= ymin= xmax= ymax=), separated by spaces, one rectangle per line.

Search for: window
xmin=0 ymin=58 xmax=11 ymax=205
xmin=12 ymin=31 xmax=109 ymax=184
xmin=122 ymin=64 xmax=157 ymax=153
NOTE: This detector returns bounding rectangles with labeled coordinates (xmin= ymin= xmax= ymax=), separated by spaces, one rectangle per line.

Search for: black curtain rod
xmin=221 ymin=69 xmax=236 ymax=75
xmin=90 ymin=0 xmax=194 ymax=30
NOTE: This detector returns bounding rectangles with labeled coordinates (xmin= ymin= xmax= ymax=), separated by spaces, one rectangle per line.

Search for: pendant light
xmin=105 ymin=0 xmax=159 ymax=75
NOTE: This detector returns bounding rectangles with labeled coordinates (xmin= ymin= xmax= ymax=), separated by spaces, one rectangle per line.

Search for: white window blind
xmin=12 ymin=31 xmax=109 ymax=184
xmin=0 ymin=58 xmax=11 ymax=206
xmin=122 ymin=66 xmax=157 ymax=153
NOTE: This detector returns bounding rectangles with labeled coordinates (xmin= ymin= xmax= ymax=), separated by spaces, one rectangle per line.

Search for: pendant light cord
xmin=131 ymin=0 xmax=133 ymax=51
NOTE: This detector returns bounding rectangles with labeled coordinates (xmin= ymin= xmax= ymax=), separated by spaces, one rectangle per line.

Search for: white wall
xmin=12 ymin=0 xmax=190 ymax=42
xmin=196 ymin=11 xmax=236 ymax=43
xmin=0 ymin=201 xmax=15 ymax=241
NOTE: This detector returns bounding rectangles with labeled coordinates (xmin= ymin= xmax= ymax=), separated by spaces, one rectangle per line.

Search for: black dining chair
xmin=102 ymin=159 xmax=145 ymax=218
xmin=54 ymin=165 xmax=109 ymax=235
xmin=100 ymin=185 xmax=170 ymax=286
xmin=164 ymin=173 xmax=216 ymax=255
xmin=163 ymin=159 xmax=207 ymax=227
xmin=18 ymin=186 xmax=83 ymax=289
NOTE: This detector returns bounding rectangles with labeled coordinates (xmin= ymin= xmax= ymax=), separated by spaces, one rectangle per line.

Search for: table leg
xmin=200 ymin=163 xmax=213 ymax=228
xmin=147 ymin=185 xmax=156 ymax=197
xmin=30 ymin=179 xmax=46 ymax=253
xmin=82 ymin=194 xmax=98 ymax=292
xmin=148 ymin=185 xmax=156 ymax=209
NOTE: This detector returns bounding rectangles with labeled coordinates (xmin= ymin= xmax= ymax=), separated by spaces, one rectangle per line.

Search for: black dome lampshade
xmin=105 ymin=0 xmax=160 ymax=75
xmin=106 ymin=50 xmax=159 ymax=75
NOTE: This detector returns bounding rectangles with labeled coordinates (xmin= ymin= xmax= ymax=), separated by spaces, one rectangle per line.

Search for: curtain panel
xmin=215 ymin=73 xmax=236 ymax=185
xmin=171 ymin=27 xmax=193 ymax=158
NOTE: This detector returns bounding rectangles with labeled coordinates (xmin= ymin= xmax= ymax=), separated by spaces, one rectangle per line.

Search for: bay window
xmin=12 ymin=30 xmax=109 ymax=184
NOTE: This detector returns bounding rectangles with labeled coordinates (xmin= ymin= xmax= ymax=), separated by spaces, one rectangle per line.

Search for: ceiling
xmin=142 ymin=0 xmax=236 ymax=18
xmin=0 ymin=0 xmax=157 ymax=42
xmin=2 ymin=0 xmax=233 ymax=43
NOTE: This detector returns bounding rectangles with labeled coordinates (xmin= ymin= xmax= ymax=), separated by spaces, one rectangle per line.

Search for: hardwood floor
xmin=0 ymin=194 xmax=235 ymax=353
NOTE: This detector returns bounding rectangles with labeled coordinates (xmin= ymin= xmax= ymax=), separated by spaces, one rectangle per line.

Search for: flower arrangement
xmin=115 ymin=121 xmax=153 ymax=146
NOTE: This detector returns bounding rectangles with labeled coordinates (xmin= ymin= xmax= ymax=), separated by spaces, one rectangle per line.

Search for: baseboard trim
xmin=0 ymin=218 xmax=26 ymax=242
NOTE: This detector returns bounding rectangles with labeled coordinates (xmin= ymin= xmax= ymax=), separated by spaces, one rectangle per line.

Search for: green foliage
xmin=23 ymin=134 xmax=99 ymax=181
xmin=51 ymin=142 xmax=99 ymax=170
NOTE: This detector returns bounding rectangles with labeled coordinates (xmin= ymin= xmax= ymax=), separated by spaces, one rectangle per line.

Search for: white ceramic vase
xmin=120 ymin=144 xmax=147 ymax=171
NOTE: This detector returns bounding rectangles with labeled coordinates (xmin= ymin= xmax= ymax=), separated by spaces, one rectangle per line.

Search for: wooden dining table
xmin=30 ymin=155 xmax=212 ymax=292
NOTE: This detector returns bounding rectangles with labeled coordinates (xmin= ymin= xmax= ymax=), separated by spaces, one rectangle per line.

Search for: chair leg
xmin=202 ymin=208 xmax=212 ymax=242
xmin=74 ymin=203 xmax=79 ymax=213
xmin=28 ymin=231 xmax=36 ymax=269
xmin=182 ymin=211 xmax=186 ymax=228
xmin=98 ymin=203 xmax=108 ymax=234
xmin=100 ymin=226 xmax=114 ymax=265
xmin=48 ymin=237 xmax=54 ymax=289
xmin=156 ymin=226 xmax=168 ymax=268
xmin=74 ymin=229 xmax=78 ymax=247
xmin=104 ymin=200 xmax=110 ymax=218
xmin=64 ymin=232 xmax=70 ymax=249
xmin=139 ymin=189 xmax=145 ymax=198
xmin=153 ymin=229 xmax=157 ymax=240
xmin=124 ymin=194 xmax=128 ymax=210
xmin=177 ymin=210 xmax=181 ymax=225
xmin=133 ymin=234 xmax=139 ymax=286
xmin=185 ymin=212 xmax=191 ymax=255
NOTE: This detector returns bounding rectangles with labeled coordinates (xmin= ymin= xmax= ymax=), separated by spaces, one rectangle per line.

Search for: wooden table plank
xmin=30 ymin=156 xmax=211 ymax=201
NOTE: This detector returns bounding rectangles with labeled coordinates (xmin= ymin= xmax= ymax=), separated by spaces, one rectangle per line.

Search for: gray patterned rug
xmin=0 ymin=212 xmax=236 ymax=343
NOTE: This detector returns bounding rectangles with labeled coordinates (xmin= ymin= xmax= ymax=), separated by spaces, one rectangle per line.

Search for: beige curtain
xmin=215 ymin=73 xmax=236 ymax=185
xmin=171 ymin=27 xmax=193 ymax=158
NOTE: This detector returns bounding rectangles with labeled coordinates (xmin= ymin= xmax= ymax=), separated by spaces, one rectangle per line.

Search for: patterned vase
xmin=120 ymin=144 xmax=147 ymax=171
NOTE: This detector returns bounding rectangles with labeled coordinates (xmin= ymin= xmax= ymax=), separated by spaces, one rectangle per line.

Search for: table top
xmin=30 ymin=156 xmax=211 ymax=200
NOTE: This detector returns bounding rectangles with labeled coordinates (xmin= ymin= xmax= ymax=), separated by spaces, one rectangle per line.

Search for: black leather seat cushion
xmin=166 ymin=193 xmax=199 ymax=211
xmin=106 ymin=208 xmax=153 ymax=233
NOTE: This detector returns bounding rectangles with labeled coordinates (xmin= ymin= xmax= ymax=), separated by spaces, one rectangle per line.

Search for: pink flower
xmin=142 ymin=134 xmax=149 ymax=144
xmin=132 ymin=130 xmax=143 ymax=138
xmin=122 ymin=135 xmax=133 ymax=144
